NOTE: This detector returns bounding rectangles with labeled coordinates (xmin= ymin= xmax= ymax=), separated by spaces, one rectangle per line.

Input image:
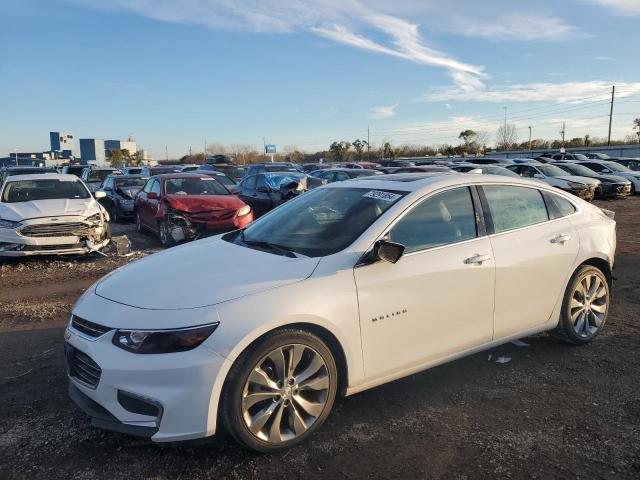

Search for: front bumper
xmin=166 ymin=211 xmax=253 ymax=242
xmin=64 ymin=324 xmax=230 ymax=442
xmin=600 ymin=183 xmax=632 ymax=198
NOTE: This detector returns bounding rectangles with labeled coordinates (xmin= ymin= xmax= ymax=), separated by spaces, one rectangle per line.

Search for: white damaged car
xmin=0 ymin=174 xmax=110 ymax=257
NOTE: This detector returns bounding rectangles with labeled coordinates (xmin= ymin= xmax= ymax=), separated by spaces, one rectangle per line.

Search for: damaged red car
xmin=135 ymin=173 xmax=253 ymax=247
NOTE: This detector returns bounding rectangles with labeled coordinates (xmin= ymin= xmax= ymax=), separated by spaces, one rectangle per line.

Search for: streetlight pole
xmin=528 ymin=126 xmax=532 ymax=151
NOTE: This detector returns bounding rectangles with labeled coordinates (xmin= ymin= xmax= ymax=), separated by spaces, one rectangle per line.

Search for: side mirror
xmin=257 ymin=186 xmax=270 ymax=193
xmin=147 ymin=192 xmax=159 ymax=200
xmin=373 ymin=239 xmax=405 ymax=264
xmin=94 ymin=191 xmax=107 ymax=199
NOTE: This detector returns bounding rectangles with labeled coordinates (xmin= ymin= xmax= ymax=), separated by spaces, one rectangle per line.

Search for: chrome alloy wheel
xmin=569 ymin=273 xmax=608 ymax=338
xmin=241 ymin=344 xmax=330 ymax=443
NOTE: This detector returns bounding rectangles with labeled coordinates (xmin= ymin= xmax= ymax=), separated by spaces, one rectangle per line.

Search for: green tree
xmin=352 ymin=139 xmax=368 ymax=161
xmin=329 ymin=141 xmax=351 ymax=161
xmin=382 ymin=141 xmax=394 ymax=159
xmin=108 ymin=149 xmax=124 ymax=167
xmin=458 ymin=129 xmax=477 ymax=147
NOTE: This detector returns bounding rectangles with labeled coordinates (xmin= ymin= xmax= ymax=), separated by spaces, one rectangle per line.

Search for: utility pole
xmin=607 ymin=85 xmax=615 ymax=146
xmin=560 ymin=122 xmax=566 ymax=147
xmin=189 ymin=146 xmax=192 ymax=163
xmin=503 ymin=106 xmax=507 ymax=129
xmin=528 ymin=126 xmax=532 ymax=151
xmin=204 ymin=139 xmax=207 ymax=158
xmin=367 ymin=126 xmax=370 ymax=161
xmin=165 ymin=145 xmax=168 ymax=162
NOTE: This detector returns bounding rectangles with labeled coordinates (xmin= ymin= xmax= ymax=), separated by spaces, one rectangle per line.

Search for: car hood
xmin=556 ymin=175 xmax=600 ymax=186
xmin=95 ymin=236 xmax=320 ymax=310
xmin=591 ymin=174 xmax=630 ymax=183
xmin=165 ymin=194 xmax=245 ymax=212
xmin=0 ymin=198 xmax=100 ymax=221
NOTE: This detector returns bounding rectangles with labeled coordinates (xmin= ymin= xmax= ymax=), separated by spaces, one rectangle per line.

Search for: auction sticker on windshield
xmin=363 ymin=190 xmax=402 ymax=202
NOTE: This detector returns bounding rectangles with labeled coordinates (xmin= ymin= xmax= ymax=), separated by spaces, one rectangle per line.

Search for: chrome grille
xmin=65 ymin=345 xmax=101 ymax=389
xmin=71 ymin=315 xmax=111 ymax=338
xmin=19 ymin=222 xmax=91 ymax=238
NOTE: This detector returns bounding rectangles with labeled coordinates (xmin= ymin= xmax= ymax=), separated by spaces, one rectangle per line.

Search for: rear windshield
xmin=7 ymin=169 xmax=56 ymax=177
xmin=88 ymin=170 xmax=120 ymax=182
xmin=2 ymin=179 xmax=90 ymax=203
xmin=164 ymin=177 xmax=229 ymax=195
xmin=115 ymin=177 xmax=147 ymax=188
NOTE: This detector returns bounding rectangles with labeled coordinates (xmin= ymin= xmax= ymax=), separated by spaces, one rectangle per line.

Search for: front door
xmin=354 ymin=186 xmax=495 ymax=379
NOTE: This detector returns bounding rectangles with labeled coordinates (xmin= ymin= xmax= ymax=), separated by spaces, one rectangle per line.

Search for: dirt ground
xmin=1 ymin=198 xmax=639 ymax=480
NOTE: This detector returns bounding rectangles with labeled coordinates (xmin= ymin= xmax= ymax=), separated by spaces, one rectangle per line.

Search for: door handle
xmin=464 ymin=253 xmax=491 ymax=265
xmin=550 ymin=234 xmax=571 ymax=244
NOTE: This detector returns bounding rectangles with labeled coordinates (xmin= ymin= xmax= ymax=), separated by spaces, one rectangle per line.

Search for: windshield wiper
xmin=239 ymin=230 xmax=297 ymax=258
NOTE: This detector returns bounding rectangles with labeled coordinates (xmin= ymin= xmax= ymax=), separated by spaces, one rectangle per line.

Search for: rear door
xmin=354 ymin=186 xmax=495 ymax=378
xmin=479 ymin=184 xmax=579 ymax=339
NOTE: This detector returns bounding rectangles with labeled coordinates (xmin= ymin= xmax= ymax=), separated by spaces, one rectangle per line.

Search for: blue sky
xmin=1 ymin=0 xmax=639 ymax=158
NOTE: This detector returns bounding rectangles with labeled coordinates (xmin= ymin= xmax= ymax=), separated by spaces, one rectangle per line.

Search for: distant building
xmin=105 ymin=139 xmax=138 ymax=157
xmin=50 ymin=132 xmax=74 ymax=155
xmin=80 ymin=139 xmax=106 ymax=165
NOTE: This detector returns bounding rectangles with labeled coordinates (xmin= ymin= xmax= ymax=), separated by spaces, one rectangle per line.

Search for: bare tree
xmin=495 ymin=124 xmax=518 ymax=151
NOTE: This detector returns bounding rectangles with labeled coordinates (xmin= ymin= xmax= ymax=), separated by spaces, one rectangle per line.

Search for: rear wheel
xmin=221 ymin=329 xmax=337 ymax=452
xmin=550 ymin=265 xmax=609 ymax=345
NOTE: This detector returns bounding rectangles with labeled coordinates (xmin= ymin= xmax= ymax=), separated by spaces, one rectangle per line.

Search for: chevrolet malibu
xmin=66 ymin=173 xmax=616 ymax=452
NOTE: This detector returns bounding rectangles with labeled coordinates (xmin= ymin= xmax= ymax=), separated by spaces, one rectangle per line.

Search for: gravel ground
xmin=1 ymin=198 xmax=639 ymax=480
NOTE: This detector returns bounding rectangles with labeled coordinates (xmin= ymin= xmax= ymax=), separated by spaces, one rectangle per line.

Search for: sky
xmin=1 ymin=0 xmax=640 ymax=158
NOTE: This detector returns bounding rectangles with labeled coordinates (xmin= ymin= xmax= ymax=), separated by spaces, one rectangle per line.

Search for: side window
xmin=482 ymin=185 xmax=549 ymax=233
xmin=389 ymin=187 xmax=477 ymax=253
xmin=103 ymin=178 xmax=113 ymax=190
xmin=520 ymin=166 xmax=537 ymax=177
xmin=543 ymin=192 xmax=577 ymax=219
xmin=150 ymin=180 xmax=161 ymax=196
xmin=335 ymin=172 xmax=349 ymax=181
xmin=142 ymin=179 xmax=153 ymax=193
xmin=244 ymin=175 xmax=258 ymax=190
xmin=256 ymin=175 xmax=268 ymax=191
xmin=586 ymin=163 xmax=605 ymax=172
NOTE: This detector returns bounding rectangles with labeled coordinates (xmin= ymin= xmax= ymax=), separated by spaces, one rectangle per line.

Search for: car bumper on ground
xmin=64 ymin=324 xmax=229 ymax=442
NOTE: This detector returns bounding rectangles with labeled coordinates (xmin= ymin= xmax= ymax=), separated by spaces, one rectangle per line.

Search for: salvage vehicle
xmin=97 ymin=174 xmax=148 ymax=222
xmin=66 ymin=173 xmax=615 ymax=452
xmin=81 ymin=167 xmax=122 ymax=193
xmin=135 ymin=173 xmax=253 ymax=247
xmin=611 ymin=158 xmax=640 ymax=171
xmin=0 ymin=166 xmax=58 ymax=186
xmin=310 ymin=168 xmax=382 ymax=183
xmin=139 ymin=165 xmax=183 ymax=177
xmin=61 ymin=164 xmax=86 ymax=178
xmin=237 ymin=172 xmax=322 ymax=217
xmin=577 ymin=160 xmax=640 ymax=194
xmin=243 ymin=163 xmax=301 ymax=178
xmin=0 ymin=174 xmax=110 ymax=256
xmin=553 ymin=162 xmax=631 ymax=198
xmin=506 ymin=164 xmax=599 ymax=201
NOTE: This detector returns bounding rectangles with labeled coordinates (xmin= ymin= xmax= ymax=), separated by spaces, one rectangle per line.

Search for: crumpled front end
xmin=164 ymin=207 xmax=253 ymax=243
xmin=0 ymin=214 xmax=110 ymax=256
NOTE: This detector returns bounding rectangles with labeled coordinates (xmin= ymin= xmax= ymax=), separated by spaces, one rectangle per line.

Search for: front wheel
xmin=221 ymin=329 xmax=338 ymax=452
xmin=158 ymin=220 xmax=175 ymax=247
xmin=550 ymin=265 xmax=610 ymax=345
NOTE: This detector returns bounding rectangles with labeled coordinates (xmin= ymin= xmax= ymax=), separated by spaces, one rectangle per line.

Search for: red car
xmin=135 ymin=173 xmax=253 ymax=247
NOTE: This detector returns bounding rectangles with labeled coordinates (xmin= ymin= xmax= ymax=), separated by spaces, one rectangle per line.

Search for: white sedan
xmin=0 ymin=174 xmax=110 ymax=256
xmin=66 ymin=173 xmax=615 ymax=451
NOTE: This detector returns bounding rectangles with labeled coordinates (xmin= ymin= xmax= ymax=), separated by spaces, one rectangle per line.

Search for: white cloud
xmin=587 ymin=0 xmax=640 ymax=15
xmin=423 ymin=81 xmax=640 ymax=103
xmin=370 ymin=104 xmax=399 ymax=119
xmin=457 ymin=14 xmax=575 ymax=40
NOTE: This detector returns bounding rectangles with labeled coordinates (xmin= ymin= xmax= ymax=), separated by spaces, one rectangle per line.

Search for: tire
xmin=550 ymin=265 xmax=610 ymax=345
xmin=158 ymin=220 xmax=175 ymax=248
xmin=110 ymin=204 xmax=119 ymax=223
xmin=221 ymin=328 xmax=338 ymax=453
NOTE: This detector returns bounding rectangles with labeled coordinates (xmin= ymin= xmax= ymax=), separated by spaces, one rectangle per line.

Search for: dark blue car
xmin=97 ymin=174 xmax=148 ymax=222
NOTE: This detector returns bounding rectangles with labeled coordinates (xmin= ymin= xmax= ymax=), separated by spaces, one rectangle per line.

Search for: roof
xmin=1 ymin=166 xmax=56 ymax=171
xmin=4 ymin=173 xmax=79 ymax=182
xmin=111 ymin=174 xmax=148 ymax=179
xmin=334 ymin=172 xmax=550 ymax=193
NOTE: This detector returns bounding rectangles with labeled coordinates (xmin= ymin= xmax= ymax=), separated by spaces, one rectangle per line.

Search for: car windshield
xmin=115 ymin=178 xmax=147 ymax=188
xmin=164 ymin=177 xmax=229 ymax=195
xmin=537 ymin=165 xmax=569 ymax=177
xmin=235 ymin=187 xmax=407 ymax=257
xmin=591 ymin=153 xmax=609 ymax=159
xmin=265 ymin=166 xmax=298 ymax=172
xmin=151 ymin=168 xmax=181 ymax=175
xmin=572 ymin=154 xmax=589 ymax=160
xmin=212 ymin=174 xmax=235 ymax=186
xmin=88 ymin=170 xmax=119 ymax=182
xmin=603 ymin=162 xmax=631 ymax=173
xmin=2 ymin=178 xmax=90 ymax=203
xmin=8 ymin=169 xmax=55 ymax=176
xmin=560 ymin=164 xmax=596 ymax=176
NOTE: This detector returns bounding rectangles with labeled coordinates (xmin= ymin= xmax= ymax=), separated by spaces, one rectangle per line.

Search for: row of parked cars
xmin=1 ymin=151 xmax=637 ymax=256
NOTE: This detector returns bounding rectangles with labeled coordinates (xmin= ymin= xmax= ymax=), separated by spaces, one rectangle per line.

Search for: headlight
xmin=86 ymin=212 xmax=103 ymax=223
xmin=236 ymin=205 xmax=251 ymax=216
xmin=0 ymin=218 xmax=21 ymax=229
xmin=112 ymin=323 xmax=219 ymax=354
